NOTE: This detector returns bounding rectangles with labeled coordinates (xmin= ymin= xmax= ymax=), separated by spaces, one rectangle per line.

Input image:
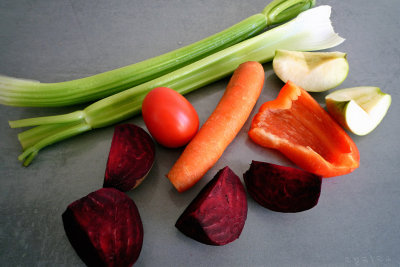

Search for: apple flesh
xmin=272 ymin=49 xmax=349 ymax=92
xmin=326 ymin=87 xmax=391 ymax=136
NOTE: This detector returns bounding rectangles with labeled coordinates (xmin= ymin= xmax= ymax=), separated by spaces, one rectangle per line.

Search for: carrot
xmin=166 ymin=61 xmax=265 ymax=192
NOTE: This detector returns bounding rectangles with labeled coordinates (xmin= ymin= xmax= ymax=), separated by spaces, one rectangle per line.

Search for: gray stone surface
xmin=0 ymin=0 xmax=399 ymax=266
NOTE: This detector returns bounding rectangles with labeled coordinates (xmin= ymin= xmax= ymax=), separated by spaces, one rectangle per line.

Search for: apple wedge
xmin=272 ymin=49 xmax=349 ymax=92
xmin=326 ymin=87 xmax=391 ymax=136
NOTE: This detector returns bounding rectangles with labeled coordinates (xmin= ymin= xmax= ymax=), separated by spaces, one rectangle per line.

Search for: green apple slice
xmin=325 ymin=87 xmax=391 ymax=136
xmin=272 ymin=49 xmax=349 ymax=92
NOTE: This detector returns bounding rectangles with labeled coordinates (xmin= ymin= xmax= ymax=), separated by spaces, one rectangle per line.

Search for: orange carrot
xmin=167 ymin=61 xmax=265 ymax=192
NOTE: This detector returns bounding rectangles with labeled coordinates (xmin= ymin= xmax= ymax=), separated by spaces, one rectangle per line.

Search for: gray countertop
xmin=1 ymin=0 xmax=399 ymax=266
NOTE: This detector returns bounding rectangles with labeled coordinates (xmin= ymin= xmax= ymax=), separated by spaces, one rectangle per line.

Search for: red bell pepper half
xmin=248 ymin=81 xmax=360 ymax=177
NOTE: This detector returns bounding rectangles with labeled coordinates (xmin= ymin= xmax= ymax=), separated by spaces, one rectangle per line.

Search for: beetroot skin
xmin=175 ymin=166 xmax=247 ymax=246
xmin=244 ymin=161 xmax=322 ymax=213
xmin=62 ymin=188 xmax=143 ymax=267
xmin=104 ymin=124 xmax=155 ymax=192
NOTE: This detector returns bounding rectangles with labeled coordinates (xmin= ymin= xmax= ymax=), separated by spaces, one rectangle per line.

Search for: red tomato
xmin=142 ymin=87 xmax=199 ymax=148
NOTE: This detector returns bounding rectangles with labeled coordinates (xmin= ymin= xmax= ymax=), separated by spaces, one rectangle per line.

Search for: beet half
xmin=175 ymin=166 xmax=247 ymax=246
xmin=244 ymin=161 xmax=322 ymax=213
xmin=104 ymin=124 xmax=155 ymax=192
xmin=62 ymin=188 xmax=143 ymax=267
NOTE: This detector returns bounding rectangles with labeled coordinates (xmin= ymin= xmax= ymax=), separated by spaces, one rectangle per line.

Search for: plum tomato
xmin=142 ymin=87 xmax=199 ymax=148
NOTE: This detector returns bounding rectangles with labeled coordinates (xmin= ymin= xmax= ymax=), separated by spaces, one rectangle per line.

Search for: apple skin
xmin=326 ymin=87 xmax=391 ymax=136
xmin=273 ymin=49 xmax=349 ymax=92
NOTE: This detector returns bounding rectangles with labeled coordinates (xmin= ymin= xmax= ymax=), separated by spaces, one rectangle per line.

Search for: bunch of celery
xmin=0 ymin=0 xmax=314 ymax=107
xmin=9 ymin=5 xmax=345 ymax=166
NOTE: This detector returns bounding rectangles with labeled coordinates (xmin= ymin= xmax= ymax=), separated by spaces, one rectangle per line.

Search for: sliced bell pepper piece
xmin=248 ymin=81 xmax=359 ymax=177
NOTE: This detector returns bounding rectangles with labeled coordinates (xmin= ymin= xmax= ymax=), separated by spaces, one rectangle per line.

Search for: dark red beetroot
xmin=62 ymin=188 xmax=143 ymax=267
xmin=244 ymin=161 xmax=322 ymax=213
xmin=104 ymin=124 xmax=155 ymax=192
xmin=175 ymin=166 xmax=247 ymax=246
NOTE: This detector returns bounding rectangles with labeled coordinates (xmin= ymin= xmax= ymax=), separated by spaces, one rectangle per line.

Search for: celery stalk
xmin=11 ymin=5 xmax=343 ymax=166
xmin=0 ymin=0 xmax=315 ymax=107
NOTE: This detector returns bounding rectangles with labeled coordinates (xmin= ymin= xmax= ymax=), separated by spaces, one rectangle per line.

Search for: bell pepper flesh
xmin=248 ymin=81 xmax=359 ymax=177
